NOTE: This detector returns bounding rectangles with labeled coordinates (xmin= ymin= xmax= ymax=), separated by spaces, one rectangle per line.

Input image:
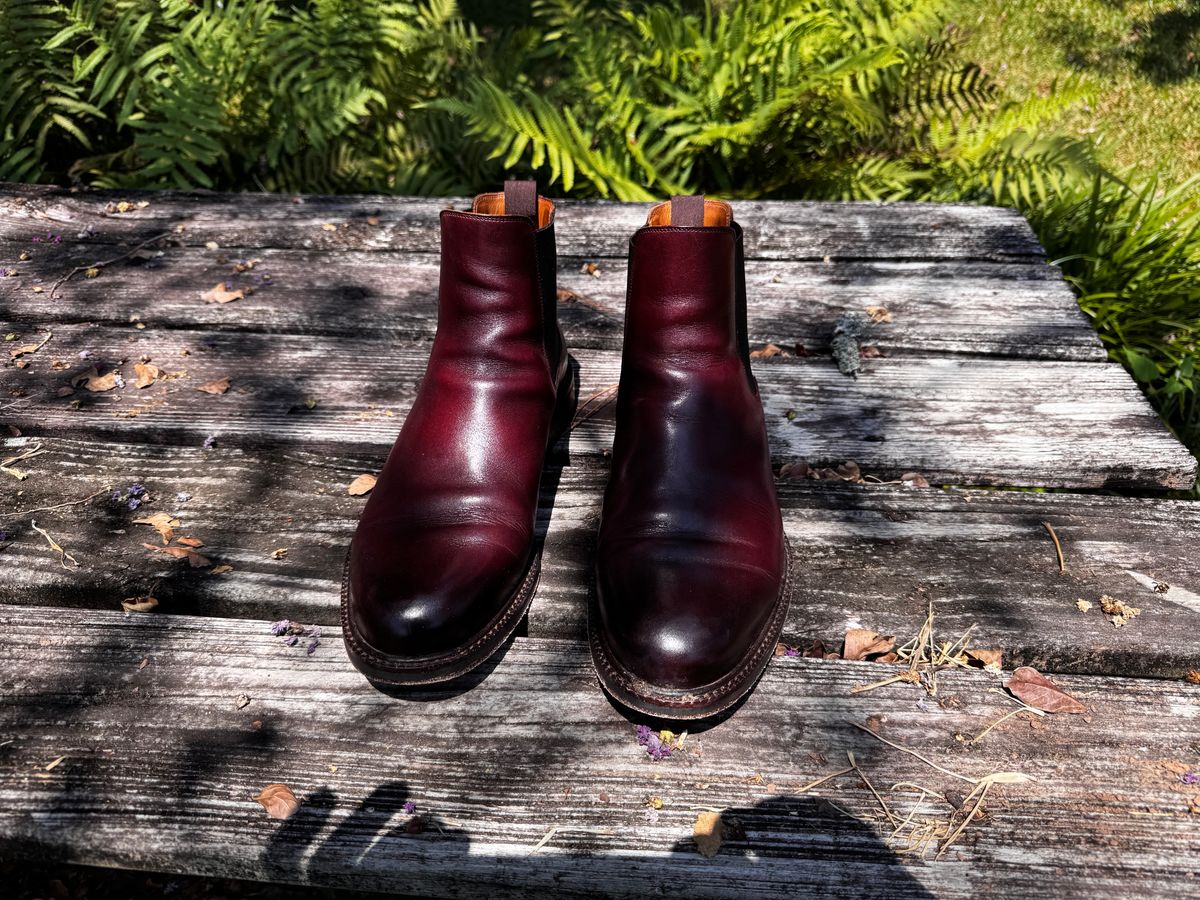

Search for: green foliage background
xmin=2 ymin=0 xmax=1198 ymax=464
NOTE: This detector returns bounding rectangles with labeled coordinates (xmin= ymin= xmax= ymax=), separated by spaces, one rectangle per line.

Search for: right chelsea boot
xmin=591 ymin=195 xmax=791 ymax=719
xmin=342 ymin=181 xmax=576 ymax=684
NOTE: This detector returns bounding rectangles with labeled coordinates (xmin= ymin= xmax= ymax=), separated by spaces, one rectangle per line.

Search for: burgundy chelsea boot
xmin=591 ymin=195 xmax=791 ymax=719
xmin=342 ymin=181 xmax=577 ymax=684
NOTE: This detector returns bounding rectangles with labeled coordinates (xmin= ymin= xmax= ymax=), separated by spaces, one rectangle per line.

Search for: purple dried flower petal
xmin=0 ymin=530 xmax=9 ymax=542
xmin=202 ymin=435 xmax=216 ymax=449
xmin=636 ymin=725 xmax=652 ymax=743
xmin=79 ymin=349 xmax=91 ymax=359
xmin=284 ymin=635 xmax=299 ymax=647
xmin=1182 ymin=773 xmax=1199 ymax=785
xmin=175 ymin=492 xmax=192 ymax=502
xmin=784 ymin=646 xmax=801 ymax=657
xmin=127 ymin=497 xmax=142 ymax=510
xmin=306 ymin=636 xmax=320 ymax=655
xmin=403 ymin=801 xmax=416 ymax=814
xmin=269 ymin=619 xmax=291 ymax=635
xmin=111 ymin=490 xmax=123 ymax=502
xmin=128 ymin=483 xmax=146 ymax=496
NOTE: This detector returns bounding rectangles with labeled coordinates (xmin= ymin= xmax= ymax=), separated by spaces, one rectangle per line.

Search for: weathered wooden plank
xmin=0 ymin=247 xmax=1104 ymax=360
xmin=4 ymin=437 xmax=1200 ymax=678
xmin=2 ymin=326 xmax=1190 ymax=488
xmin=0 ymin=182 xmax=1047 ymax=260
xmin=3 ymin=605 xmax=1200 ymax=898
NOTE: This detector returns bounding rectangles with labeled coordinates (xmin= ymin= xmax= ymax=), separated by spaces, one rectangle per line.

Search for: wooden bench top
xmin=1 ymin=184 xmax=1198 ymax=896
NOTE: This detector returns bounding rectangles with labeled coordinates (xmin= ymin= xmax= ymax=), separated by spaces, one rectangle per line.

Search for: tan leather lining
xmin=473 ymin=191 xmax=555 ymax=228
xmin=646 ymin=198 xmax=733 ymax=227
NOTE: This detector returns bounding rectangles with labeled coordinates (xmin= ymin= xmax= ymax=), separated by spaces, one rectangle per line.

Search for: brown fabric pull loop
xmin=504 ymin=179 xmax=538 ymax=222
xmin=670 ymin=194 xmax=705 ymax=227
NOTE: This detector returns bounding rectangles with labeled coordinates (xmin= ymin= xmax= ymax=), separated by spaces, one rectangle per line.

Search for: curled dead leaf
xmin=347 ymin=473 xmax=377 ymax=496
xmin=750 ymin=343 xmax=784 ymax=358
xmin=134 ymin=362 xmax=160 ymax=388
xmin=842 ymin=628 xmax=895 ymax=661
xmin=197 ymin=376 xmax=231 ymax=395
xmin=964 ymin=648 xmax=1003 ymax=671
xmin=71 ymin=366 xmax=120 ymax=392
xmin=693 ymin=811 xmax=724 ymax=859
xmin=203 ymin=282 xmax=244 ymax=304
xmin=211 ymin=564 xmax=234 ymax=574
xmin=176 ymin=536 xmax=204 ymax=548
xmin=120 ymin=596 xmax=159 ymax=613
xmin=142 ymin=542 xmax=212 ymax=568
xmin=133 ymin=512 xmax=181 ymax=545
xmin=255 ymin=783 xmax=300 ymax=820
xmin=865 ymin=305 xmax=892 ymax=323
xmin=1004 ymin=666 xmax=1086 ymax=714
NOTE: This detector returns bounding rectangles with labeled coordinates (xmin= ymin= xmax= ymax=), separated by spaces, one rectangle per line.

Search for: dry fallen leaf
xmin=1186 ymin=671 xmax=1200 ymax=685
xmin=120 ymin=595 xmax=159 ymax=613
xmin=1075 ymin=599 xmax=1093 ymax=613
xmin=1099 ymin=594 xmax=1141 ymax=628
xmin=865 ymin=305 xmax=892 ymax=323
xmin=842 ymin=628 xmax=895 ymax=661
xmin=255 ymin=783 xmax=300 ymax=820
xmin=134 ymin=362 xmax=160 ymax=388
xmin=1004 ymin=666 xmax=1086 ymax=714
xmin=133 ymin=512 xmax=181 ymax=545
xmin=347 ymin=473 xmax=377 ymax=496
xmin=750 ymin=343 xmax=784 ymax=358
xmin=203 ymin=282 xmax=244 ymax=304
xmin=693 ymin=811 xmax=724 ymax=859
xmin=176 ymin=536 xmax=204 ymax=548
xmin=236 ymin=693 xmax=251 ymax=709
xmin=964 ymin=648 xmax=1003 ymax=671
xmin=71 ymin=366 xmax=121 ymax=392
xmin=197 ymin=376 xmax=231 ymax=395
xmin=211 ymin=564 xmax=234 ymax=574
xmin=271 ymin=548 xmax=288 ymax=559
xmin=142 ymin=542 xmax=212 ymax=568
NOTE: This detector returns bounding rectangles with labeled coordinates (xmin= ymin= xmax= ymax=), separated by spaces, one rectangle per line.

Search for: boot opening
xmin=472 ymin=191 xmax=555 ymax=228
xmin=646 ymin=196 xmax=733 ymax=227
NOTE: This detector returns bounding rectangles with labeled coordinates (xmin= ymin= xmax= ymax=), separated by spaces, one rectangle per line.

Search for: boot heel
xmin=548 ymin=355 xmax=580 ymax=449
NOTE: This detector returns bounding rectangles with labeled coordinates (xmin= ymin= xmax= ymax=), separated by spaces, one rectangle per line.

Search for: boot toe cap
xmin=347 ymin=525 xmax=527 ymax=659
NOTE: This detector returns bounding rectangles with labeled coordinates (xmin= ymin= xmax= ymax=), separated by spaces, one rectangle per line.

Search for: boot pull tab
xmin=504 ymin=179 xmax=538 ymax=222
xmin=670 ymin=194 xmax=705 ymax=227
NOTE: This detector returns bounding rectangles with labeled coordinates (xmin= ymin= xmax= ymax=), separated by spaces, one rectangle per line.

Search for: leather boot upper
xmin=595 ymin=198 xmax=788 ymax=693
xmin=346 ymin=189 xmax=566 ymax=660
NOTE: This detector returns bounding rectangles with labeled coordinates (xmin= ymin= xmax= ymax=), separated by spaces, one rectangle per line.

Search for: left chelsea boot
xmin=342 ymin=181 xmax=576 ymax=684
xmin=591 ymin=195 xmax=791 ymax=719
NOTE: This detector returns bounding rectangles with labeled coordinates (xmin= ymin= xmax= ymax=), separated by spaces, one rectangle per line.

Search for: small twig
xmin=849 ymin=721 xmax=977 ymax=784
xmin=30 ymin=519 xmax=79 ymax=569
xmin=569 ymin=383 xmax=618 ymax=430
xmin=791 ymin=765 xmax=856 ymax=793
xmin=13 ymin=487 xmax=110 ymax=517
xmin=848 ymin=750 xmax=897 ymax=827
xmin=850 ymin=671 xmax=918 ymax=694
xmin=49 ymin=232 xmax=172 ymax=299
xmin=937 ymin=780 xmax=993 ymax=859
xmin=968 ymin=708 xmax=1024 ymax=746
xmin=530 ymin=825 xmax=558 ymax=853
xmin=0 ymin=443 xmax=46 ymax=480
xmin=1042 ymin=521 xmax=1066 ymax=574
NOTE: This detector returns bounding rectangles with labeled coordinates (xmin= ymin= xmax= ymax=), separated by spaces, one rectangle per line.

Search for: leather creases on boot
xmin=342 ymin=182 xmax=577 ymax=685
xmin=591 ymin=195 xmax=791 ymax=719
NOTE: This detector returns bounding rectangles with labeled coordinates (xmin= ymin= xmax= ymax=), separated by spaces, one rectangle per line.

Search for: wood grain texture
xmin=0 ymin=248 xmax=1104 ymax=360
xmin=0 ymin=181 xmax=1047 ymax=260
xmin=1 ymin=326 xmax=1191 ymax=489
xmin=4 ymin=437 xmax=1200 ymax=678
xmin=3 ymin=605 xmax=1200 ymax=898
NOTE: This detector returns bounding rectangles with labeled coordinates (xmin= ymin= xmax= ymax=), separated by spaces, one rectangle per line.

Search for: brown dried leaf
xmin=133 ymin=512 xmax=181 ymax=545
xmin=211 ymin=564 xmax=234 ymax=574
xmin=203 ymin=282 xmax=244 ymax=304
xmin=347 ymin=473 xmax=377 ymax=496
xmin=1099 ymin=594 xmax=1141 ymax=628
xmin=1004 ymin=666 xmax=1086 ymax=714
xmin=834 ymin=461 xmax=862 ymax=482
xmin=901 ymin=471 xmax=931 ymax=488
xmin=71 ymin=366 xmax=120 ymax=392
xmin=271 ymin=547 xmax=288 ymax=559
xmin=865 ymin=305 xmax=892 ymax=323
xmin=750 ymin=343 xmax=784 ymax=358
xmin=134 ymin=362 xmax=159 ymax=388
xmin=197 ymin=376 xmax=231 ymax=395
xmin=1186 ymin=671 xmax=1200 ymax=685
xmin=693 ymin=811 xmax=724 ymax=859
xmin=176 ymin=536 xmax=204 ymax=548
xmin=843 ymin=628 xmax=895 ymax=661
xmin=779 ymin=460 xmax=811 ymax=480
xmin=142 ymin=542 xmax=212 ymax=568
xmin=964 ymin=648 xmax=1003 ymax=671
xmin=1075 ymin=598 xmax=1093 ymax=613
xmin=255 ymin=783 xmax=300 ymax=820
xmin=120 ymin=595 xmax=159 ymax=613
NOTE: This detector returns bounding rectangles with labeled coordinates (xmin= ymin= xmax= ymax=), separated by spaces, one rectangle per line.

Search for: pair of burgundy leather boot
xmin=343 ymin=183 xmax=789 ymax=719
